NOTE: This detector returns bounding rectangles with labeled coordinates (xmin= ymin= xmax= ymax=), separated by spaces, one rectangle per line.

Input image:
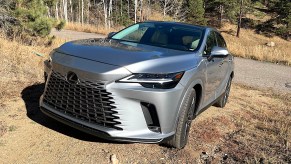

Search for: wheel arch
xmin=230 ymin=71 xmax=234 ymax=78
xmin=193 ymin=84 xmax=202 ymax=118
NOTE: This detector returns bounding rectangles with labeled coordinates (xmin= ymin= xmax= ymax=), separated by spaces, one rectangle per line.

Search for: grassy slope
xmin=0 ymin=36 xmax=64 ymax=99
xmin=221 ymin=23 xmax=291 ymax=66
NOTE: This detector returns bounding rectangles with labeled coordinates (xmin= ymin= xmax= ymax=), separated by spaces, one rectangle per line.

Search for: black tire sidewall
xmin=176 ymin=88 xmax=196 ymax=148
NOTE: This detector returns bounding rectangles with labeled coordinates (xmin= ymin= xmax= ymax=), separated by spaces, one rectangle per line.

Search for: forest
xmin=0 ymin=0 xmax=290 ymax=40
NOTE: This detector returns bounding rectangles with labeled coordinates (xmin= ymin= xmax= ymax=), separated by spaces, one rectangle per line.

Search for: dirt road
xmin=51 ymin=29 xmax=291 ymax=94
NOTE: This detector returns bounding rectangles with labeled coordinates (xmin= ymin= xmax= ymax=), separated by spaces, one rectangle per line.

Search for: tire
xmin=164 ymin=88 xmax=196 ymax=149
xmin=214 ymin=76 xmax=232 ymax=108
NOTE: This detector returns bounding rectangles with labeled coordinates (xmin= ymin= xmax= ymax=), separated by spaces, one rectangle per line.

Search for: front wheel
xmin=214 ymin=76 xmax=232 ymax=108
xmin=164 ymin=88 xmax=196 ymax=149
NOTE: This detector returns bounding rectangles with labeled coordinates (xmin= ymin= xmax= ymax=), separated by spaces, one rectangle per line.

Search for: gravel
xmin=234 ymin=58 xmax=291 ymax=94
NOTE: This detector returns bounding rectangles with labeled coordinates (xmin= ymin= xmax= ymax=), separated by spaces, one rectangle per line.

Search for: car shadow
xmin=21 ymin=82 xmax=124 ymax=144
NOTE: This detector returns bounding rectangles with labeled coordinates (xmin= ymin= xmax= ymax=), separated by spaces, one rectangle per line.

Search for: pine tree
xmin=273 ymin=0 xmax=291 ymax=29
xmin=14 ymin=0 xmax=54 ymax=37
xmin=269 ymin=0 xmax=291 ymax=39
xmin=187 ymin=0 xmax=206 ymax=25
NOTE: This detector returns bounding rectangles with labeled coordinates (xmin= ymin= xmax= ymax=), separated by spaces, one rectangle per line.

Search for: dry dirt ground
xmin=0 ymin=83 xmax=290 ymax=163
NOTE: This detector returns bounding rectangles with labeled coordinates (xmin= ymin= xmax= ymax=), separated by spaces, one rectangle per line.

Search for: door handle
xmin=219 ymin=62 xmax=224 ymax=67
xmin=228 ymin=57 xmax=233 ymax=62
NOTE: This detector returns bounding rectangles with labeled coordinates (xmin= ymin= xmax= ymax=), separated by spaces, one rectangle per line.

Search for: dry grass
xmin=64 ymin=22 xmax=123 ymax=35
xmin=64 ymin=11 xmax=173 ymax=35
xmin=0 ymin=121 xmax=7 ymax=137
xmin=220 ymin=85 xmax=290 ymax=163
xmin=0 ymin=36 xmax=64 ymax=99
xmin=148 ymin=11 xmax=173 ymax=22
xmin=221 ymin=23 xmax=291 ymax=65
xmin=223 ymin=85 xmax=289 ymax=162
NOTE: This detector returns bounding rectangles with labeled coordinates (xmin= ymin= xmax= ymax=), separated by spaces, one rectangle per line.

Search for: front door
xmin=203 ymin=31 xmax=221 ymax=105
xmin=214 ymin=32 xmax=231 ymax=97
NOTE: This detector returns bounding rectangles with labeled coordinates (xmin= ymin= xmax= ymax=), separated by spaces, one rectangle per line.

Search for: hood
xmin=56 ymin=38 xmax=202 ymax=73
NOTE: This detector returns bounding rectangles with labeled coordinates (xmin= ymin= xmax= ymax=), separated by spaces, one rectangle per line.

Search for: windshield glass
xmin=111 ymin=23 xmax=203 ymax=51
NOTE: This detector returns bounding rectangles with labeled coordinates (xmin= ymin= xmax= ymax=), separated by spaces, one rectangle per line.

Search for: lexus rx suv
xmin=40 ymin=21 xmax=234 ymax=149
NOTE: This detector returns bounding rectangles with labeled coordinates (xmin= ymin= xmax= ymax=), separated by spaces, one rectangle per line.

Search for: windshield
xmin=111 ymin=23 xmax=203 ymax=51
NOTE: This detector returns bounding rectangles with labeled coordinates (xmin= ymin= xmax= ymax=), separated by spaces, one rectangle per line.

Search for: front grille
xmin=43 ymin=71 xmax=121 ymax=130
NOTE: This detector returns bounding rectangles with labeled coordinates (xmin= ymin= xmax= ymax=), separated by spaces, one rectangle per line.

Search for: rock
xmin=110 ymin=154 xmax=119 ymax=164
xmin=200 ymin=152 xmax=212 ymax=164
xmin=266 ymin=42 xmax=275 ymax=47
xmin=222 ymin=154 xmax=228 ymax=160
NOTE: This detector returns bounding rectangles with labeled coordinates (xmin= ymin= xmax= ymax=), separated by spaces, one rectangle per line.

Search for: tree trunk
xmin=148 ymin=0 xmax=151 ymax=20
xmin=78 ymin=0 xmax=81 ymax=23
xmin=163 ymin=0 xmax=167 ymax=18
xmin=69 ymin=0 xmax=73 ymax=22
xmin=108 ymin=0 xmax=112 ymax=29
xmin=87 ymin=0 xmax=90 ymax=24
xmin=120 ymin=0 xmax=123 ymax=24
xmin=56 ymin=1 xmax=59 ymax=20
xmin=127 ymin=0 xmax=130 ymax=18
xmin=81 ymin=0 xmax=84 ymax=24
xmin=63 ymin=0 xmax=68 ymax=22
xmin=219 ymin=4 xmax=224 ymax=27
xmin=121 ymin=0 xmax=123 ymax=16
xmin=59 ymin=0 xmax=63 ymax=19
xmin=134 ymin=0 xmax=137 ymax=23
xmin=236 ymin=0 xmax=243 ymax=38
xmin=115 ymin=0 xmax=117 ymax=25
xmin=103 ymin=0 xmax=108 ymax=28
xmin=47 ymin=6 xmax=51 ymax=17
xmin=140 ymin=0 xmax=143 ymax=21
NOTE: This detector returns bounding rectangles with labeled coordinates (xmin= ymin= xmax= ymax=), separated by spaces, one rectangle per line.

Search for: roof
xmin=141 ymin=20 xmax=210 ymax=30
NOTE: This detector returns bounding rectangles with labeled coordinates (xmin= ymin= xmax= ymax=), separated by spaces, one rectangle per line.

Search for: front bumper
xmin=39 ymin=81 xmax=185 ymax=142
xmin=40 ymin=106 xmax=165 ymax=143
xmin=40 ymin=56 xmax=186 ymax=142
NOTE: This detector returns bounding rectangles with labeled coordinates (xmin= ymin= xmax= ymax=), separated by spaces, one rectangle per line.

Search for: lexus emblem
xmin=67 ymin=72 xmax=79 ymax=85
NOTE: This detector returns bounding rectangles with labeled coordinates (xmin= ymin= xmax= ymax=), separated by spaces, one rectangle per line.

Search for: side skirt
xmin=195 ymin=92 xmax=225 ymax=117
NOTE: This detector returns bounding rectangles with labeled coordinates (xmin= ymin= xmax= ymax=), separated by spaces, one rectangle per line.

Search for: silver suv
xmin=40 ymin=21 xmax=234 ymax=149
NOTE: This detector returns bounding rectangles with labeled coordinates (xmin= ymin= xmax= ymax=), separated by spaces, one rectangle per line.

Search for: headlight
xmin=48 ymin=56 xmax=52 ymax=63
xmin=117 ymin=72 xmax=184 ymax=89
xmin=44 ymin=50 xmax=55 ymax=69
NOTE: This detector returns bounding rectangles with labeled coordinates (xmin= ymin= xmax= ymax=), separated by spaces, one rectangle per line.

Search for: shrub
xmin=275 ymin=27 xmax=290 ymax=40
xmin=55 ymin=20 xmax=66 ymax=31
xmin=28 ymin=17 xmax=53 ymax=37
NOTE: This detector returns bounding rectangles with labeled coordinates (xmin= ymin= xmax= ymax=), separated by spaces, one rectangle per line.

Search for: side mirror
xmin=107 ymin=32 xmax=116 ymax=38
xmin=210 ymin=46 xmax=229 ymax=57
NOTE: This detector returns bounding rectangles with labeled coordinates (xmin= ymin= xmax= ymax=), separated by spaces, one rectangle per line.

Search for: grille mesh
xmin=43 ymin=71 xmax=121 ymax=130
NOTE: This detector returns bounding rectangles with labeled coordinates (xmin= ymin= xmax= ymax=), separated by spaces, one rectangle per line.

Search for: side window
xmin=204 ymin=31 xmax=217 ymax=55
xmin=215 ymin=32 xmax=227 ymax=48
